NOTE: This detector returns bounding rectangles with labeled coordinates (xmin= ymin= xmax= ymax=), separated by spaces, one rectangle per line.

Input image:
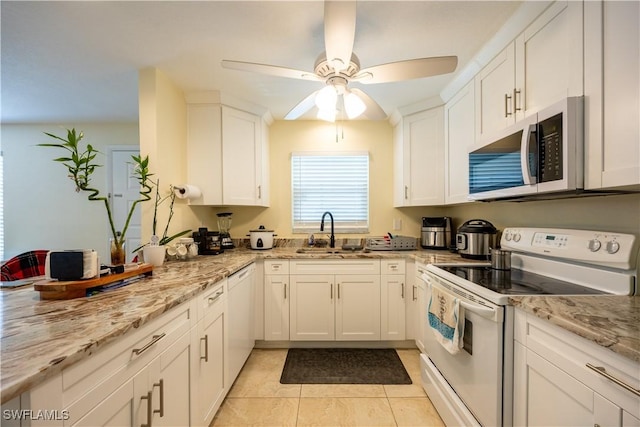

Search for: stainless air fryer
xmin=421 ymin=217 xmax=454 ymax=250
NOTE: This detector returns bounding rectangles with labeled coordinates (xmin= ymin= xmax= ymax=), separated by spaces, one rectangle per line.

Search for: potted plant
xmin=39 ymin=128 xmax=152 ymax=265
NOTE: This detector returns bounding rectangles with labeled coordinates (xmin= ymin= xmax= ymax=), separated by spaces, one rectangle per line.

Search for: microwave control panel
xmin=538 ymin=113 xmax=563 ymax=183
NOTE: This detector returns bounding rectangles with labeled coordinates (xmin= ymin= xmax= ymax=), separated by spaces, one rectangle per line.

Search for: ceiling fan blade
xmin=324 ymin=1 xmax=356 ymax=72
xmin=354 ymin=56 xmax=458 ymax=84
xmin=221 ymin=60 xmax=321 ymax=82
xmin=349 ymin=88 xmax=387 ymax=120
xmin=284 ymin=90 xmax=321 ymax=120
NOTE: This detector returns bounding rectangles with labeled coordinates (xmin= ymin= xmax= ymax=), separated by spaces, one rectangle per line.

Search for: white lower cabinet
xmin=381 ymin=260 xmax=406 ymax=341
xmin=514 ymin=309 xmax=640 ymax=426
xmin=192 ymin=281 xmax=227 ymax=427
xmin=264 ymin=260 xmax=290 ymax=341
xmin=289 ymin=260 xmax=382 ymax=341
xmin=20 ymin=269 xmax=257 ymax=427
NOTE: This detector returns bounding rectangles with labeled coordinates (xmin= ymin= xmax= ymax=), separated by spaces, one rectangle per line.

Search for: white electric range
xmin=419 ymin=227 xmax=638 ymax=427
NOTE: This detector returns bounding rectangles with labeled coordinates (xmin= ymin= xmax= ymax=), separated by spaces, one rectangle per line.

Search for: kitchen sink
xmin=295 ymin=247 xmax=370 ymax=254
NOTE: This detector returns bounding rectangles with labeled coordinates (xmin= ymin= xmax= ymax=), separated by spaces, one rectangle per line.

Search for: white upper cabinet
xmin=394 ymin=107 xmax=445 ymax=206
xmin=475 ymin=1 xmax=584 ymax=139
xmin=584 ymin=0 xmax=640 ymax=190
xmin=444 ymin=80 xmax=475 ymax=204
xmin=187 ymin=102 xmax=270 ymax=206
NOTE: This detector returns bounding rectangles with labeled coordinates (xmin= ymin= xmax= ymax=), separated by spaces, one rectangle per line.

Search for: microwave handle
xmin=520 ymin=123 xmax=537 ymax=185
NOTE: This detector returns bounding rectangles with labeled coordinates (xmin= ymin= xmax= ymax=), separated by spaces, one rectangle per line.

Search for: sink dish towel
xmin=428 ymin=286 xmax=465 ymax=355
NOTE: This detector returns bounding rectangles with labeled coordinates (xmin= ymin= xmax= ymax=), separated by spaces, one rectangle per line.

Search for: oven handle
xmin=422 ymin=273 xmax=499 ymax=321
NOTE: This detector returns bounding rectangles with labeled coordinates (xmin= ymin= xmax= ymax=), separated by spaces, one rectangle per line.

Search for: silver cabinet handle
xmin=153 ymin=379 xmax=164 ymax=417
xmin=330 ymin=283 xmax=333 ymax=299
xmin=504 ymin=93 xmax=513 ymax=117
xmin=401 ymin=283 xmax=404 ymax=299
xmin=412 ymin=285 xmax=417 ymax=301
xmin=200 ymin=335 xmax=208 ymax=362
xmin=284 ymin=283 xmax=287 ymax=300
xmin=133 ymin=333 xmax=166 ymax=356
xmin=404 ymin=185 xmax=408 ymax=200
xmin=513 ymin=88 xmax=521 ymax=112
xmin=208 ymin=290 xmax=224 ymax=304
xmin=258 ymin=185 xmax=262 ymax=199
xmin=586 ymin=363 xmax=640 ymax=397
xmin=141 ymin=391 xmax=153 ymax=427
xmin=337 ymin=283 xmax=341 ymax=299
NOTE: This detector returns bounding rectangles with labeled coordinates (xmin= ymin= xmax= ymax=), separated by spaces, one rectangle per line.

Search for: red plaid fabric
xmin=1 ymin=250 xmax=49 ymax=281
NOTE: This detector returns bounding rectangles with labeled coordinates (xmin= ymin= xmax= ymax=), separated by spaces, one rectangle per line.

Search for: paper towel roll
xmin=174 ymin=184 xmax=202 ymax=200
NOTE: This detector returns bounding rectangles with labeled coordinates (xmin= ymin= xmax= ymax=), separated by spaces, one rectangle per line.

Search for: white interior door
xmin=110 ymin=148 xmax=141 ymax=263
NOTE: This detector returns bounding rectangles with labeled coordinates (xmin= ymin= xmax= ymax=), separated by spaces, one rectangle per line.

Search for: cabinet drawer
xmin=198 ymin=279 xmax=227 ymax=320
xmin=228 ymin=264 xmax=255 ymax=291
xmin=517 ymin=311 xmax=640 ymax=419
xmin=264 ymin=260 xmax=289 ymax=275
xmin=290 ymin=259 xmax=380 ymax=275
xmin=61 ymin=302 xmax=194 ymax=408
xmin=381 ymin=259 xmax=405 ymax=275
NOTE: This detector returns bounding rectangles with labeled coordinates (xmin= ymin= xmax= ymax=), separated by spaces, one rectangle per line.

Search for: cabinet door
xmin=264 ymin=274 xmax=290 ymax=341
xmin=148 ymin=332 xmax=192 ymax=427
xmin=187 ymin=104 xmax=223 ymax=205
xmin=381 ymin=275 xmax=406 ymax=340
xmin=516 ymin=0 xmax=583 ymax=119
xmin=68 ymin=379 xmax=137 ymax=427
xmin=193 ymin=295 xmax=226 ymax=427
xmin=402 ymin=108 xmax=445 ymax=206
xmin=256 ymin=118 xmax=270 ymax=206
xmin=444 ymin=80 xmax=474 ymax=204
xmin=475 ymin=42 xmax=516 ymax=138
xmin=585 ymin=0 xmax=640 ymax=189
xmin=290 ymin=275 xmax=335 ymax=341
xmin=335 ymin=275 xmax=381 ymax=341
xmin=393 ymin=120 xmax=406 ymax=207
xmin=222 ymin=106 xmax=260 ymax=205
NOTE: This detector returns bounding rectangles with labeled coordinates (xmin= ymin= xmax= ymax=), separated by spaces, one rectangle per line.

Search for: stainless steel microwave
xmin=468 ymin=97 xmax=583 ymax=201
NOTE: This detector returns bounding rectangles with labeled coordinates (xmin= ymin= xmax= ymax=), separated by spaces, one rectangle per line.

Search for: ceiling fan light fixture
xmin=315 ymin=85 xmax=338 ymax=111
xmin=344 ymin=91 xmax=366 ymax=119
xmin=317 ymin=108 xmax=336 ymax=122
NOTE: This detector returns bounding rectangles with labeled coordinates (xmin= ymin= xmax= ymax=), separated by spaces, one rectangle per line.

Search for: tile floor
xmin=211 ymin=348 xmax=445 ymax=427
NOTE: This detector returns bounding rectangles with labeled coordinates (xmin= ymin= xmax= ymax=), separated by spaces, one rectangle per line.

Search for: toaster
xmin=45 ymin=250 xmax=99 ymax=281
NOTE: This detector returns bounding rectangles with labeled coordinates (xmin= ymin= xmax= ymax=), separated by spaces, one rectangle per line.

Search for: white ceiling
xmin=1 ymin=1 xmax=522 ymax=124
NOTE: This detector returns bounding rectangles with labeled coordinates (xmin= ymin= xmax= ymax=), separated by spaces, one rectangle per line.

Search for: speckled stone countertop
xmin=509 ymin=296 xmax=640 ymax=364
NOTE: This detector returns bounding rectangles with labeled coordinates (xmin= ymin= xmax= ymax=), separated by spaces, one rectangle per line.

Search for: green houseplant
xmin=40 ymin=128 xmax=152 ymax=264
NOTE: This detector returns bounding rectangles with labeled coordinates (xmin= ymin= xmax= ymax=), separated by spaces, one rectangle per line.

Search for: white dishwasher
xmin=227 ymin=264 xmax=256 ymax=383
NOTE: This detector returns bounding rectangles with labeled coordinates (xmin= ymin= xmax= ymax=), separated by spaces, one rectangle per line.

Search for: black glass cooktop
xmin=439 ymin=266 xmax=606 ymax=295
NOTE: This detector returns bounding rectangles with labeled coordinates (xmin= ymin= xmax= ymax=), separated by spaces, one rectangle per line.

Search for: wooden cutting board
xmin=34 ymin=264 xmax=153 ymax=300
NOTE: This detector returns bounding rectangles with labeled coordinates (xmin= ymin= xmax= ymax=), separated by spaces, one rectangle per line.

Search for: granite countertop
xmin=509 ymin=295 xmax=640 ymax=363
xmin=1 ymin=247 xmax=637 ymax=404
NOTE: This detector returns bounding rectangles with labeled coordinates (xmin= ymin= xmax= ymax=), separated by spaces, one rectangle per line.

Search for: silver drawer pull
xmin=208 ymin=290 xmax=224 ymax=303
xmin=586 ymin=363 xmax=640 ymax=397
xmin=201 ymin=335 xmax=209 ymax=362
xmin=133 ymin=333 xmax=166 ymax=356
xmin=141 ymin=390 xmax=153 ymax=427
xmin=153 ymin=379 xmax=164 ymax=417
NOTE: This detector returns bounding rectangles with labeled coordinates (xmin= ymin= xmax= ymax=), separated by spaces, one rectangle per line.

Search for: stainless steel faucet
xmin=320 ymin=211 xmax=335 ymax=248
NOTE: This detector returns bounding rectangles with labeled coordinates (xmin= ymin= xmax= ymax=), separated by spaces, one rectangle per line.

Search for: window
xmin=291 ymin=152 xmax=369 ymax=233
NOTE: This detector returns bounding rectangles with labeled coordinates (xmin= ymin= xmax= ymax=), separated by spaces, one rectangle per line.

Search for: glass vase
xmin=110 ymin=238 xmax=126 ymax=265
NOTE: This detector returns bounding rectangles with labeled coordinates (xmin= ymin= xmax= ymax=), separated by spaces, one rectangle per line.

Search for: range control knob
xmin=504 ymin=232 xmax=512 ymax=241
xmin=606 ymin=241 xmax=620 ymax=254
xmin=513 ymin=233 xmax=521 ymax=242
xmin=588 ymin=239 xmax=602 ymax=252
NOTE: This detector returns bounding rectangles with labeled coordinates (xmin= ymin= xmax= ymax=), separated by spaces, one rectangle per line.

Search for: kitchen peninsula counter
xmin=0 ymin=248 xmax=462 ymax=404
xmin=509 ymin=295 xmax=640 ymax=364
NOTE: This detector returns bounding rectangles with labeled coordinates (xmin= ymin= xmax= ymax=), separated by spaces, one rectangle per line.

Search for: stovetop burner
xmin=439 ymin=266 xmax=607 ymax=296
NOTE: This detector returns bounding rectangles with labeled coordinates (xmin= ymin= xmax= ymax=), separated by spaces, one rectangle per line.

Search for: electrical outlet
xmin=393 ymin=218 xmax=402 ymax=230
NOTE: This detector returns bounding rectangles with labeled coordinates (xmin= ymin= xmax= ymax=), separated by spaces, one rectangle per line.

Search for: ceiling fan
xmin=222 ymin=1 xmax=458 ymax=121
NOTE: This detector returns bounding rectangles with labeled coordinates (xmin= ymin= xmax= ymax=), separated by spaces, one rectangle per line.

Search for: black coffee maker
xmin=193 ymin=228 xmax=223 ymax=255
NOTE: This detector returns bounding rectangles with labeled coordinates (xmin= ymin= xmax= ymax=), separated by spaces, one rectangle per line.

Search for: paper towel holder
xmin=173 ymin=184 xmax=202 ymax=200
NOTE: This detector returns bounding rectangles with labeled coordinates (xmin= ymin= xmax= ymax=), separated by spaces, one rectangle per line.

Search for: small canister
xmin=490 ymin=248 xmax=512 ymax=270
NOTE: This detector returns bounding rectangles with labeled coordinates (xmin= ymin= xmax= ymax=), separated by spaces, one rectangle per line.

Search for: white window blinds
xmin=291 ymin=152 xmax=369 ymax=233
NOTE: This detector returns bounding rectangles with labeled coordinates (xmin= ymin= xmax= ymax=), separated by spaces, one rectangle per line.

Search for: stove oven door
xmin=421 ymin=271 xmax=506 ymax=427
